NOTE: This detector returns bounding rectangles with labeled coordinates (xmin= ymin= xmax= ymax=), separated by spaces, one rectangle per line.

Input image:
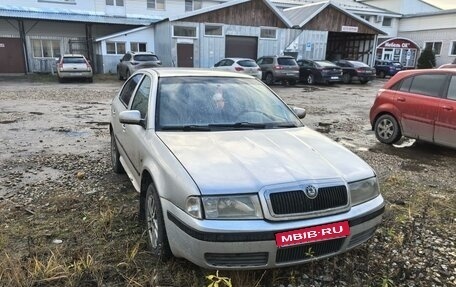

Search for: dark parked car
xmin=117 ymin=52 xmax=161 ymax=80
xmin=369 ymin=68 xmax=456 ymax=148
xmin=374 ymin=60 xmax=403 ymax=78
xmin=333 ymin=60 xmax=376 ymax=84
xmin=297 ymin=59 xmax=342 ymax=85
xmin=256 ymin=55 xmax=299 ymax=85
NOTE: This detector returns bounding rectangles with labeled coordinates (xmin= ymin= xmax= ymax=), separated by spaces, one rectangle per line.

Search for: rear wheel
xmin=265 ymin=73 xmax=274 ymax=85
xmin=126 ymin=70 xmax=131 ymax=79
xmin=143 ymin=183 xmax=171 ymax=258
xmin=306 ymin=74 xmax=314 ymax=85
xmin=87 ymin=77 xmax=93 ymax=83
xmin=289 ymin=79 xmax=296 ymax=86
xmin=58 ymin=77 xmax=64 ymax=83
xmin=379 ymin=71 xmax=386 ymax=78
xmin=342 ymin=73 xmax=351 ymax=84
xmin=374 ymin=114 xmax=402 ymax=144
xmin=360 ymin=80 xmax=369 ymax=84
xmin=117 ymin=69 xmax=123 ymax=80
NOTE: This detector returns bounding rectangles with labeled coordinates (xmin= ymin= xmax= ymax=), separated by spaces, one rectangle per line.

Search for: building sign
xmin=376 ymin=37 xmax=419 ymax=68
xmin=305 ymin=42 xmax=312 ymax=51
xmin=341 ymin=26 xmax=358 ymax=33
xmin=378 ymin=38 xmax=418 ymax=50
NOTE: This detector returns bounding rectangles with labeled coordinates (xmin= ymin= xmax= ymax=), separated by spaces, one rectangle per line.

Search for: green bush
xmin=417 ymin=48 xmax=436 ymax=69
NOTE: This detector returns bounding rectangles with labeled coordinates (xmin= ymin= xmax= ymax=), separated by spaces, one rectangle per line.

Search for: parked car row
xmin=213 ymin=56 xmax=387 ymax=86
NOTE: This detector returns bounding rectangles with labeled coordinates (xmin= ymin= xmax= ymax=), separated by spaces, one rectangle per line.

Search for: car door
xmin=111 ymin=74 xmax=143 ymax=166
xmin=297 ymin=60 xmax=310 ymax=80
xmin=123 ymin=75 xmax=152 ymax=177
xmin=434 ymin=74 xmax=456 ymax=147
xmin=396 ymin=73 xmax=447 ymax=142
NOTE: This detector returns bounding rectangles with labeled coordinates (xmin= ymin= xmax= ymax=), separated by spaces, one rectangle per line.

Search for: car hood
xmin=157 ymin=127 xmax=374 ymax=195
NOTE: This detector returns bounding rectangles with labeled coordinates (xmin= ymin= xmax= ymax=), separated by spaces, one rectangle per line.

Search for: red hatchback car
xmin=369 ymin=69 xmax=456 ymax=148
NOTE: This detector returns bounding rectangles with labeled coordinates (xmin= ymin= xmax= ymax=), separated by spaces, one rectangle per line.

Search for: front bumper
xmin=163 ymin=195 xmax=385 ymax=269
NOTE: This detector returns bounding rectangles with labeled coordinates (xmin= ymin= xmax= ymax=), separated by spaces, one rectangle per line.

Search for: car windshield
xmin=156 ymin=77 xmax=302 ymax=131
xmin=134 ymin=55 xmax=159 ymax=61
xmin=315 ymin=61 xmax=338 ymax=67
xmin=237 ymin=60 xmax=258 ymax=67
xmin=349 ymin=61 xmax=370 ymax=68
xmin=277 ymin=58 xmax=297 ymax=66
xmin=63 ymin=57 xmax=85 ymax=64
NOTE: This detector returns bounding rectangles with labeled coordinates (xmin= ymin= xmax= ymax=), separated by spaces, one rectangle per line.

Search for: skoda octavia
xmin=110 ymin=68 xmax=384 ymax=269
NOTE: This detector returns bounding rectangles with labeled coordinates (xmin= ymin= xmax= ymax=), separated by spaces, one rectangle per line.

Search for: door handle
xmin=397 ymin=97 xmax=405 ymax=102
xmin=442 ymin=105 xmax=454 ymax=111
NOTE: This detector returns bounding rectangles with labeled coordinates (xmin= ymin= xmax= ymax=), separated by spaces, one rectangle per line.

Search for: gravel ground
xmin=0 ymin=75 xmax=455 ymax=286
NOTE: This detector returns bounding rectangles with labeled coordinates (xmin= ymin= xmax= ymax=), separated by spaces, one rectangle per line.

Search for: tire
xmin=360 ymin=80 xmax=369 ymax=84
xmin=117 ymin=69 xmax=123 ymax=80
xmin=111 ymin=132 xmax=124 ymax=174
xmin=342 ymin=73 xmax=351 ymax=84
xmin=289 ymin=79 xmax=297 ymax=86
xmin=126 ymin=70 xmax=131 ymax=79
xmin=58 ymin=77 xmax=64 ymax=83
xmin=143 ymin=183 xmax=171 ymax=258
xmin=379 ymin=71 xmax=386 ymax=78
xmin=374 ymin=114 xmax=402 ymax=144
xmin=306 ymin=74 xmax=314 ymax=85
xmin=265 ymin=73 xmax=274 ymax=85
xmin=87 ymin=77 xmax=93 ymax=83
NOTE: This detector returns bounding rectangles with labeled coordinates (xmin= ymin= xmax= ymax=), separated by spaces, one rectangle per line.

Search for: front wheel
xmin=143 ymin=183 xmax=171 ymax=258
xmin=379 ymin=71 xmax=386 ymax=78
xmin=306 ymin=74 xmax=314 ymax=85
xmin=342 ymin=73 xmax=351 ymax=84
xmin=360 ymin=80 xmax=369 ymax=84
xmin=374 ymin=114 xmax=402 ymax=144
xmin=111 ymin=132 xmax=124 ymax=174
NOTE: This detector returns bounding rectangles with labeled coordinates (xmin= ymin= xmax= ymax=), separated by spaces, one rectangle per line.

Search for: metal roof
xmin=0 ymin=5 xmax=163 ymax=25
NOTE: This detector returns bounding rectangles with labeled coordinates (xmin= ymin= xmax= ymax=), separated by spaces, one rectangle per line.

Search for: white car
xmin=57 ymin=54 xmax=93 ymax=83
xmin=110 ymin=68 xmax=385 ymax=269
xmin=213 ymin=58 xmax=262 ymax=79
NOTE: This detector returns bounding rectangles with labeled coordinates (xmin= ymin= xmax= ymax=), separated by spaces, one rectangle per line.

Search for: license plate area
xmin=275 ymin=221 xmax=350 ymax=248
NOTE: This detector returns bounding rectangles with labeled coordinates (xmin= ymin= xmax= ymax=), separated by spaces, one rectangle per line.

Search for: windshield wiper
xmin=209 ymin=122 xmax=267 ymax=129
xmin=270 ymin=122 xmax=300 ymax=128
xmin=160 ymin=125 xmax=211 ymax=131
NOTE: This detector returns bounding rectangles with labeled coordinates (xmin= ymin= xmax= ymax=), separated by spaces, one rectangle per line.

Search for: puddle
xmin=0 ymin=119 xmax=18 ymax=124
xmin=66 ymin=131 xmax=89 ymax=137
xmin=400 ymin=161 xmax=426 ymax=172
xmin=29 ymin=112 xmax=44 ymax=115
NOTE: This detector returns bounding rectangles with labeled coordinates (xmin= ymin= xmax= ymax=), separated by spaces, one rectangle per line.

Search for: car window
xmin=409 ymin=74 xmax=447 ymax=97
xmin=256 ymin=58 xmax=263 ymax=65
xmin=156 ymin=77 xmax=302 ymax=129
xmin=214 ymin=60 xmax=223 ymax=67
xmin=336 ymin=62 xmax=347 ymax=67
xmin=237 ymin=60 xmax=257 ymax=67
xmin=315 ymin=61 xmax=337 ymax=67
xmin=119 ymin=74 xmax=143 ymax=107
xmin=447 ymin=76 xmax=456 ymax=100
xmin=134 ymin=55 xmax=158 ymax=61
xmin=398 ymin=77 xmax=413 ymax=92
xmin=130 ymin=76 xmax=151 ymax=119
xmin=349 ymin=61 xmax=369 ymax=68
xmin=224 ymin=59 xmax=235 ymax=66
xmin=277 ymin=58 xmax=296 ymax=65
xmin=264 ymin=58 xmax=273 ymax=64
xmin=62 ymin=57 xmax=86 ymax=64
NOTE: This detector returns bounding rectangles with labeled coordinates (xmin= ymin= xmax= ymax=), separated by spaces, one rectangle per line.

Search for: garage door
xmin=225 ymin=36 xmax=258 ymax=60
xmin=0 ymin=38 xmax=26 ymax=73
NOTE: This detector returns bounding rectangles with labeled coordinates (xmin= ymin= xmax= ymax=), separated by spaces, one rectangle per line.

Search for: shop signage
xmin=341 ymin=26 xmax=358 ymax=33
xmin=378 ymin=38 xmax=418 ymax=49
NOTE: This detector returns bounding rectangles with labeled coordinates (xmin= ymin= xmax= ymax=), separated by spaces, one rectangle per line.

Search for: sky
xmin=422 ymin=0 xmax=456 ymax=9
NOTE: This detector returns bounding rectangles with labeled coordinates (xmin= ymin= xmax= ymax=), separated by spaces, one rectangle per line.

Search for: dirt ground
xmin=0 ymin=74 xmax=455 ymax=287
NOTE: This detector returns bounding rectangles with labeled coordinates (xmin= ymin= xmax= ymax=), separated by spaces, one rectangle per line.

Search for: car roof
xmin=142 ymin=68 xmax=254 ymax=78
xmin=385 ymin=68 xmax=456 ymax=87
xmin=62 ymin=54 xmax=85 ymax=57
xmin=223 ymin=57 xmax=255 ymax=61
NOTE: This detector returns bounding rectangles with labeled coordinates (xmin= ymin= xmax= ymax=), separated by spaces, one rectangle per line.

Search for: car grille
xmin=205 ymin=252 xmax=268 ymax=267
xmin=276 ymin=238 xmax=345 ymax=263
xmin=269 ymin=185 xmax=348 ymax=215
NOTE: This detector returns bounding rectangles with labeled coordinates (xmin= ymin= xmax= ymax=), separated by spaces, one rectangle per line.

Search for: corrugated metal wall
xmin=286 ymin=30 xmax=328 ymax=60
xmin=155 ymin=22 xmax=174 ymax=67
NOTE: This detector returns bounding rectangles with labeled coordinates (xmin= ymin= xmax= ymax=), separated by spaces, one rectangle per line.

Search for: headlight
xmin=202 ymin=195 xmax=263 ymax=219
xmin=186 ymin=196 xmax=202 ymax=219
xmin=349 ymin=177 xmax=380 ymax=205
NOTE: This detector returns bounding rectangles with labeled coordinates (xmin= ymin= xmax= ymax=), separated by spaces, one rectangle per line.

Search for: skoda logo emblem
xmin=304 ymin=185 xmax=318 ymax=199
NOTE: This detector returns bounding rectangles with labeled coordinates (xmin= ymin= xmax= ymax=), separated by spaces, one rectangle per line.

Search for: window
xmin=260 ymin=28 xmax=277 ymax=39
xmin=120 ymin=74 xmax=143 ymax=107
xmin=131 ymin=76 xmax=151 ymax=119
xmin=173 ymin=26 xmax=197 ymax=38
xmin=398 ymin=77 xmax=413 ymax=92
xmin=424 ymin=41 xmax=442 ymax=55
xmin=31 ymin=39 xmax=60 ymax=58
xmin=450 ymin=41 xmax=456 ymax=56
xmin=382 ymin=17 xmax=392 ymax=27
xmin=360 ymin=15 xmax=370 ymax=21
xmin=131 ymin=42 xmax=147 ymax=52
xmin=448 ymin=76 xmax=456 ymax=100
xmin=205 ymin=25 xmax=223 ymax=36
xmin=185 ymin=0 xmax=202 ymax=11
xmin=106 ymin=42 xmax=126 ymax=55
xmin=147 ymin=0 xmax=165 ymax=10
xmin=106 ymin=0 xmax=123 ymax=6
xmin=409 ymin=74 xmax=447 ymax=97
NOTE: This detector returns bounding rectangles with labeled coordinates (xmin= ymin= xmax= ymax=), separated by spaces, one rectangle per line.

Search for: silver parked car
xmin=57 ymin=54 xmax=93 ymax=83
xmin=117 ymin=51 xmax=161 ymax=80
xmin=110 ymin=68 xmax=384 ymax=269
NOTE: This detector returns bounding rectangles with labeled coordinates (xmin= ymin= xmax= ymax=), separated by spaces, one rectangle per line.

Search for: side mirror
xmin=292 ymin=107 xmax=306 ymax=119
xmin=119 ymin=110 xmax=143 ymax=126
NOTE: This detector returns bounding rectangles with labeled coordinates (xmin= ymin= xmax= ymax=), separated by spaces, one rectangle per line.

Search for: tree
xmin=417 ymin=48 xmax=436 ymax=69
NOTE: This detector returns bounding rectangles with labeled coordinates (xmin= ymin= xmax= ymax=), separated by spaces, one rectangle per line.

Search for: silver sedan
xmin=110 ymin=68 xmax=385 ymax=269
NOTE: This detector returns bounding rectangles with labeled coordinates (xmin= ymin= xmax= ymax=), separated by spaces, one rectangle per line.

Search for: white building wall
xmin=0 ymin=19 xmax=20 ymax=37
xmin=398 ymin=29 xmax=456 ymax=66
xmin=399 ymin=14 xmax=456 ymax=32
